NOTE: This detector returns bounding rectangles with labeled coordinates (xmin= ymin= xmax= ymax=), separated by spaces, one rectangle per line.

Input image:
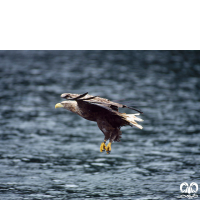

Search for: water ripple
xmin=0 ymin=51 xmax=200 ymax=199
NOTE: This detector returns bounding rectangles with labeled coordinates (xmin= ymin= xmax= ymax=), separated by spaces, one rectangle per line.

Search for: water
xmin=0 ymin=50 xmax=200 ymax=199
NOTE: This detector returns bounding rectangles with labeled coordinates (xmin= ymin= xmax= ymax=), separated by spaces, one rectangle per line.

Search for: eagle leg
xmin=106 ymin=142 xmax=112 ymax=154
xmin=100 ymin=140 xmax=107 ymax=152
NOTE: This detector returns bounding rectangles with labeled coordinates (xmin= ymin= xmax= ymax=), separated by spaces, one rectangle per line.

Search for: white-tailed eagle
xmin=55 ymin=92 xmax=143 ymax=154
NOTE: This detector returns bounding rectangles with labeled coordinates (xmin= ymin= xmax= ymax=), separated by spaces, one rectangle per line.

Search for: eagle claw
xmin=105 ymin=142 xmax=111 ymax=154
xmin=100 ymin=142 xmax=106 ymax=152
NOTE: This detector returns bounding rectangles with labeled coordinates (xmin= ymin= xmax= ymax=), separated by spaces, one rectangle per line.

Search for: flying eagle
xmin=55 ymin=92 xmax=143 ymax=154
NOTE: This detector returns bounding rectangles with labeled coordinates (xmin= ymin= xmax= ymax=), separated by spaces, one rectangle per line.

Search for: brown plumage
xmin=55 ymin=92 xmax=143 ymax=154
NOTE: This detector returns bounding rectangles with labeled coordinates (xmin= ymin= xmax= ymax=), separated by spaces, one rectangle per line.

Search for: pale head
xmin=55 ymin=100 xmax=78 ymax=113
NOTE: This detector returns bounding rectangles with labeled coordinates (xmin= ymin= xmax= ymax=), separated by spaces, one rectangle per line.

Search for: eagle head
xmin=55 ymin=100 xmax=77 ymax=113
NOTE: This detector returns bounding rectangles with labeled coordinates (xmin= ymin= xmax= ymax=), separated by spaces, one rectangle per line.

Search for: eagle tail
xmin=124 ymin=113 xmax=143 ymax=129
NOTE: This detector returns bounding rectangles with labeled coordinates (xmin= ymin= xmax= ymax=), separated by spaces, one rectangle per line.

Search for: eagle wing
xmin=61 ymin=92 xmax=142 ymax=113
xmin=77 ymin=99 xmax=130 ymax=128
xmin=61 ymin=92 xmax=143 ymax=128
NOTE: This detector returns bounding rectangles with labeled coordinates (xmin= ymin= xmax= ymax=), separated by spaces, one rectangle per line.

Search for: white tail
xmin=125 ymin=113 xmax=143 ymax=129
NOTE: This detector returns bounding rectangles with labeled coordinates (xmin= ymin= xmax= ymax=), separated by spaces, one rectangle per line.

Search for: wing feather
xmin=76 ymin=100 xmax=130 ymax=128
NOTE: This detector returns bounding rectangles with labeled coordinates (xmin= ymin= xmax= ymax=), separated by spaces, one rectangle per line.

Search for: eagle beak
xmin=55 ymin=103 xmax=64 ymax=109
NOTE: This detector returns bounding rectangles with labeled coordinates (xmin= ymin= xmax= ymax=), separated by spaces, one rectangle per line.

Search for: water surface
xmin=0 ymin=51 xmax=200 ymax=199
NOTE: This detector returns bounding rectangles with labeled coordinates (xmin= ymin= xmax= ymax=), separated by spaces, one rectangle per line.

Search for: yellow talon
xmin=106 ymin=142 xmax=111 ymax=154
xmin=100 ymin=141 xmax=106 ymax=152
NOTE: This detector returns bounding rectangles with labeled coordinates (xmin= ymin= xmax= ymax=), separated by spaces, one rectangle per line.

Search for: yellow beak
xmin=55 ymin=103 xmax=64 ymax=109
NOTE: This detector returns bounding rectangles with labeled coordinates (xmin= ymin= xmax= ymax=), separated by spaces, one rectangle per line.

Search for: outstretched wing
xmin=61 ymin=92 xmax=143 ymax=113
xmin=60 ymin=92 xmax=143 ymax=128
xmin=76 ymin=99 xmax=130 ymax=128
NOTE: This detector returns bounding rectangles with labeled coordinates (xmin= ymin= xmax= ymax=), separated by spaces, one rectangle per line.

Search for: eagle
xmin=55 ymin=92 xmax=143 ymax=154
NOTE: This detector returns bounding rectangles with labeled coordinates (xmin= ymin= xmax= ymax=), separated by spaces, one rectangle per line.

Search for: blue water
xmin=0 ymin=51 xmax=200 ymax=199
